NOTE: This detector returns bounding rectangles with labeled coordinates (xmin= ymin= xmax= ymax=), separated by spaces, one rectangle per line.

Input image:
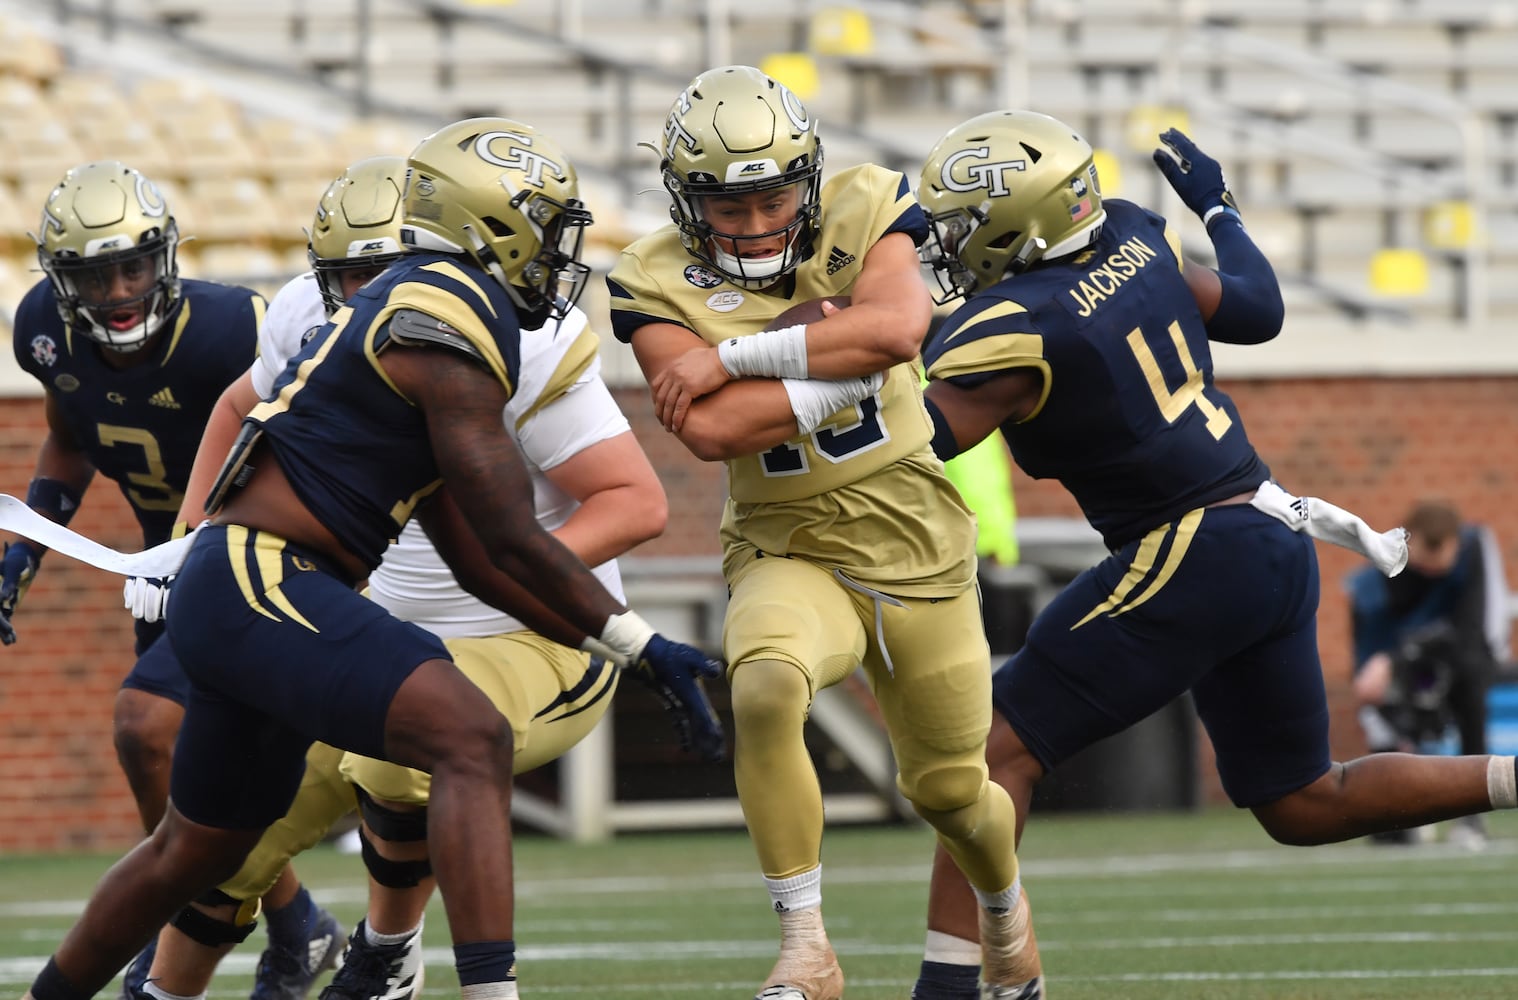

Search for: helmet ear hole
xmin=988 ymin=230 xmax=1020 ymax=250
xmin=481 ymin=216 xmax=514 ymax=238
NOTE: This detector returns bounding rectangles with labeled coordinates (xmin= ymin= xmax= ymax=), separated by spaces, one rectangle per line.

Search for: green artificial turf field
xmin=4 ymin=808 xmax=1516 ymax=999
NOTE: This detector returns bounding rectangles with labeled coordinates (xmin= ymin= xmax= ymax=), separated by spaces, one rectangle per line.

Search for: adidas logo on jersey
xmin=826 ymin=246 xmax=857 ymax=275
xmin=148 ymin=387 xmax=181 ymax=410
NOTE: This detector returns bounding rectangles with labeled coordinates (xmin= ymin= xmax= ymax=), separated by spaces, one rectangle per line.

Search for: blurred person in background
xmin=1350 ymin=499 xmax=1509 ymax=847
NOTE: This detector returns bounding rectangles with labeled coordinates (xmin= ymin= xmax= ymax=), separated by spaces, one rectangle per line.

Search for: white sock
xmin=142 ymin=984 xmax=204 ymax=1000
xmin=1487 ymin=756 xmax=1517 ymax=809
xmin=765 ymin=866 xmax=823 ymax=913
xmin=364 ymin=917 xmax=423 ymax=947
xmin=461 ymin=983 xmax=517 ymax=1000
xmin=974 ymin=877 xmax=1020 ymax=915
xmin=924 ymin=929 xmax=982 ymax=965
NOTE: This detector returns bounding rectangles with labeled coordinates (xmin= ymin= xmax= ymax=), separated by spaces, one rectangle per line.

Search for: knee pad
xmin=171 ymin=896 xmax=258 ymax=948
xmin=358 ymin=828 xmax=434 ymax=889
xmin=729 ymin=659 xmax=811 ymax=728
xmin=356 ymin=788 xmax=433 ymax=888
xmin=194 ymin=887 xmax=261 ymax=927
xmin=356 ymin=786 xmax=429 ymax=842
xmin=906 ymin=763 xmax=989 ymax=840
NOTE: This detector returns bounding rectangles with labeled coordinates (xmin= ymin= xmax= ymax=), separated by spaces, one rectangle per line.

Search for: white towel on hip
xmin=1248 ymin=480 xmax=1409 ymax=577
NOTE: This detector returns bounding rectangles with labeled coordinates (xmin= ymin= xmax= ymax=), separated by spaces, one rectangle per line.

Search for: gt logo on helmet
xmin=939 ymin=146 xmax=1028 ymax=197
xmin=472 ymin=131 xmax=565 ymax=189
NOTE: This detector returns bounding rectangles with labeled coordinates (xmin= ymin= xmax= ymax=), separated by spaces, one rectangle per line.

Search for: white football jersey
xmin=255 ymin=273 xmax=628 ymax=639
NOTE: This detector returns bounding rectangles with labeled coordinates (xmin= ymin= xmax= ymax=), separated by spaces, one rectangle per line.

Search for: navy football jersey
xmin=243 ymin=253 xmax=523 ymax=573
xmin=924 ymin=199 xmax=1270 ymax=548
xmin=12 ymin=277 xmax=263 ymax=546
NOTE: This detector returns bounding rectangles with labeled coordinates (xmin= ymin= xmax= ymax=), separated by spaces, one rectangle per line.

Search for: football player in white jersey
xmin=608 ymin=66 xmax=1029 ymax=1000
xmin=132 ymin=156 xmax=670 ymax=1000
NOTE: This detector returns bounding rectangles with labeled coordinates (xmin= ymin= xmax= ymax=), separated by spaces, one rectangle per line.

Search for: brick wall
xmin=1 ymin=376 xmax=1514 ymax=852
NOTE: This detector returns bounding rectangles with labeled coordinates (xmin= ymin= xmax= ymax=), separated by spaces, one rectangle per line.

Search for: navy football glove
xmin=630 ymin=634 xmax=726 ymax=762
xmin=0 ymin=540 xmax=42 ymax=646
xmin=1152 ymin=128 xmax=1240 ymax=225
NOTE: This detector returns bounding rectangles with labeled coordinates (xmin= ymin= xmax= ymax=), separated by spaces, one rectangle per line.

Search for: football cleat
xmin=319 ymin=919 xmax=425 ymax=1000
xmin=978 ymin=890 xmax=1043 ymax=998
xmin=251 ymin=906 xmax=344 ymax=1000
xmin=117 ymin=935 xmax=156 ymax=1000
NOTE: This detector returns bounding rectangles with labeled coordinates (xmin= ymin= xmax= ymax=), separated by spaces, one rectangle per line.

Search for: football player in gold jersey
xmin=608 ymin=65 xmax=1032 ymax=1000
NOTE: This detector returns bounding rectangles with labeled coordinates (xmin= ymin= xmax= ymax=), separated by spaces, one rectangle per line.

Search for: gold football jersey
xmin=612 ymin=164 xmax=976 ymax=596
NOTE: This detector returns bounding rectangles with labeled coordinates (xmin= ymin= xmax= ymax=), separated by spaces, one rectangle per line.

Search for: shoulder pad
xmin=386 ymin=308 xmax=486 ymax=363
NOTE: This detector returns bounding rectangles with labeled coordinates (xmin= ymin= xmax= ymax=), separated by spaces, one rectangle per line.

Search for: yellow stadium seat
xmin=1091 ymin=147 xmax=1122 ymax=197
xmin=1124 ymin=105 xmax=1189 ymax=154
xmin=1368 ymin=247 xmax=1429 ymax=297
xmin=810 ymin=8 xmax=874 ymax=57
xmin=1423 ymin=200 xmax=1482 ymax=251
xmin=759 ymin=53 xmax=820 ymax=102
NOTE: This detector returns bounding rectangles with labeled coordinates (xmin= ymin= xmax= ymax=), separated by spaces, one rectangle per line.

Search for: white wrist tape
xmin=717 ymin=324 xmax=809 ymax=379
xmin=1488 ymin=755 xmax=1517 ymax=809
xmin=781 ymin=372 xmax=885 ymax=434
xmin=1202 ymin=204 xmax=1242 ymax=228
xmin=579 ymin=609 xmax=657 ymax=668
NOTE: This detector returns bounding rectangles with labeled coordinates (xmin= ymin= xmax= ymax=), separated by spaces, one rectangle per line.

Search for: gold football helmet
xmin=35 ymin=160 xmax=181 ymax=351
xmin=308 ymin=156 xmax=408 ymax=315
xmin=659 ymin=64 xmax=823 ymax=289
xmin=918 ymin=110 xmax=1105 ymax=302
xmin=399 ymin=117 xmax=592 ymax=328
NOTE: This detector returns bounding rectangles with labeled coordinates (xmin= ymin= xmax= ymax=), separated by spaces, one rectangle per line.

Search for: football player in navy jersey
xmin=907 ymin=111 xmax=1518 ymax=1000
xmin=1 ymin=160 xmax=345 ymax=1000
xmin=25 ymin=119 xmax=721 ymax=1000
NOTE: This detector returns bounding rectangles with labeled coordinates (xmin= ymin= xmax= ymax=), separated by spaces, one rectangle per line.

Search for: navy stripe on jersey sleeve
xmin=882 ymin=175 xmax=930 ymax=247
xmin=606 ymin=276 xmax=676 ymax=344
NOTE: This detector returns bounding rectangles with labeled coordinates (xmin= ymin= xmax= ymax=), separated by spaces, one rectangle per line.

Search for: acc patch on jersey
xmin=684 ymin=264 xmax=724 ymax=289
xmin=30 ymin=334 xmax=58 ymax=367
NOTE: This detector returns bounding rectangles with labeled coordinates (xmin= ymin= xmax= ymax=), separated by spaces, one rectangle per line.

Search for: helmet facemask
xmin=40 ymin=222 xmax=180 ymax=352
xmin=459 ymin=183 xmax=593 ymax=330
xmin=400 ymin=119 xmax=595 ymax=332
xmin=918 ymin=110 xmax=1106 ymax=302
xmin=665 ymin=160 xmax=822 ymax=290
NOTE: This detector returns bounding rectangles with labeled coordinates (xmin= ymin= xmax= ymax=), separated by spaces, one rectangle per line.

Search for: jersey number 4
xmin=760 ymin=394 xmax=889 ymax=477
xmin=1125 ymin=320 xmax=1232 ymax=440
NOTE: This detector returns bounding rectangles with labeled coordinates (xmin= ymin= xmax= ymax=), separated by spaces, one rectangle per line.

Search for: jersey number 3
xmin=1126 ymin=320 xmax=1232 ymax=440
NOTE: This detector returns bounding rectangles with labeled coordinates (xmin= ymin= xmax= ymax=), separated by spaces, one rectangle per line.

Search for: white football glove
xmin=124 ymin=574 xmax=173 ymax=623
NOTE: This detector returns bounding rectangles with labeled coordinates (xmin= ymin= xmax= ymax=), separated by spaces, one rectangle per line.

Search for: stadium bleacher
xmin=0 ymin=0 xmax=1511 ymax=345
